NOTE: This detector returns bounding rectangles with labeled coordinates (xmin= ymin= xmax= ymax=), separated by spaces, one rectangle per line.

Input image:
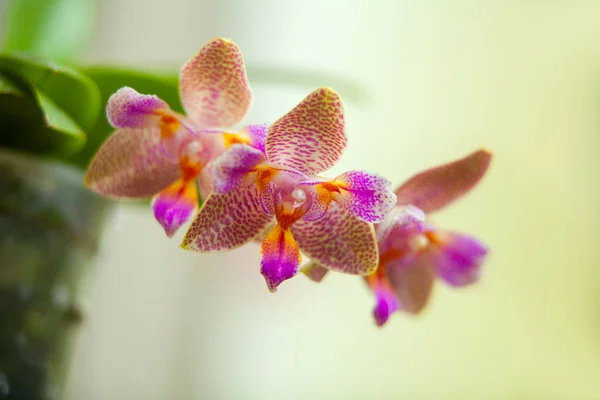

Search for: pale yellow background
xmin=61 ymin=1 xmax=600 ymax=399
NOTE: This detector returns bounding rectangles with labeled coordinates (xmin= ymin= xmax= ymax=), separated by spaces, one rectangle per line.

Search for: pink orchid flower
xmin=303 ymin=149 xmax=492 ymax=326
xmin=181 ymin=87 xmax=397 ymax=292
xmin=85 ymin=38 xmax=265 ymax=237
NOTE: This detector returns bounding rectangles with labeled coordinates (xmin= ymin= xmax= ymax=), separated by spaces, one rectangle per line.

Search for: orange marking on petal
xmin=153 ymin=110 xmax=180 ymax=140
xmin=179 ymin=156 xmax=203 ymax=182
xmin=424 ymin=231 xmax=441 ymax=246
xmin=254 ymin=165 xmax=277 ymax=193
xmin=275 ymin=204 xmax=306 ymax=231
xmin=379 ymin=248 xmax=405 ymax=268
xmin=222 ymin=132 xmax=250 ymax=148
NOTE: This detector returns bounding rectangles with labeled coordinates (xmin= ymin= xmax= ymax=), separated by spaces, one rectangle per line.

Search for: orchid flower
xmin=181 ymin=87 xmax=397 ymax=292
xmin=303 ymin=149 xmax=492 ymax=326
xmin=85 ymin=38 xmax=265 ymax=237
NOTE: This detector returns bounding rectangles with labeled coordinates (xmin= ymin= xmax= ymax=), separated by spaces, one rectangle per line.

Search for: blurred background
xmin=2 ymin=1 xmax=600 ymax=399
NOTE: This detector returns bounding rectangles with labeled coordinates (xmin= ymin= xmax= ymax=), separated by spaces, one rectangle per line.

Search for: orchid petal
xmin=258 ymin=182 xmax=276 ymax=215
xmin=180 ymin=38 xmax=252 ymax=129
xmin=291 ymin=202 xmax=378 ymax=275
xmin=196 ymin=164 xmax=214 ymax=199
xmin=333 ymin=171 xmax=396 ymax=223
xmin=300 ymin=261 xmax=330 ymax=283
xmin=369 ymin=279 xmax=399 ymax=327
xmin=429 ymin=231 xmax=488 ymax=287
xmin=106 ymin=87 xmax=168 ymax=128
xmin=385 ymin=254 xmax=436 ymax=315
xmin=376 ymin=205 xmax=426 ymax=241
xmin=260 ymin=225 xmax=301 ymax=292
xmin=240 ymin=123 xmax=268 ymax=154
xmin=85 ymin=127 xmax=180 ymax=198
xmin=266 ymin=87 xmax=347 ymax=175
xmin=211 ymin=144 xmax=265 ymax=194
xmin=152 ymin=178 xmax=198 ymax=238
xmin=395 ymin=149 xmax=492 ymax=213
xmin=181 ymin=185 xmax=272 ymax=252
xmin=252 ymin=220 xmax=277 ymax=243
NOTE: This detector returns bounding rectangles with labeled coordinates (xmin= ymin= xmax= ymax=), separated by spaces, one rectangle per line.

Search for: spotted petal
xmin=291 ymin=202 xmax=378 ymax=275
xmin=85 ymin=127 xmax=180 ymax=198
xmin=260 ymin=225 xmax=301 ymax=292
xmin=181 ymin=185 xmax=273 ymax=252
xmin=211 ymin=144 xmax=265 ymax=194
xmin=331 ymin=171 xmax=396 ymax=223
xmin=180 ymin=38 xmax=252 ymax=129
xmin=266 ymin=87 xmax=347 ymax=175
xmin=106 ymin=87 xmax=168 ymax=128
xmin=429 ymin=231 xmax=488 ymax=287
xmin=385 ymin=254 xmax=436 ymax=315
xmin=152 ymin=178 xmax=198 ymax=237
xmin=395 ymin=149 xmax=492 ymax=213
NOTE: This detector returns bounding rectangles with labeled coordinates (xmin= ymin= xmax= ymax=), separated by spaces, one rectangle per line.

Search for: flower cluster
xmin=85 ymin=38 xmax=492 ymax=325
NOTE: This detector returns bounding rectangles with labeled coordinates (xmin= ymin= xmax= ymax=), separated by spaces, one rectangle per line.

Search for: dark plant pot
xmin=0 ymin=150 xmax=111 ymax=400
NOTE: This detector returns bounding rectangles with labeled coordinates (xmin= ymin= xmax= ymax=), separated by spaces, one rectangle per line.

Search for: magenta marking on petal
xmin=260 ymin=225 xmax=301 ymax=292
xmin=152 ymin=182 xmax=197 ymax=238
xmin=211 ymin=144 xmax=265 ymax=194
xmin=432 ymin=231 xmax=488 ymax=287
xmin=106 ymin=87 xmax=168 ymax=128
xmin=335 ymin=171 xmax=396 ymax=223
xmin=372 ymin=283 xmax=398 ymax=327
xmin=242 ymin=123 xmax=268 ymax=154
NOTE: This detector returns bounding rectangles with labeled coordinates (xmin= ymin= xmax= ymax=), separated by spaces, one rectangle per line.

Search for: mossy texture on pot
xmin=0 ymin=149 xmax=111 ymax=399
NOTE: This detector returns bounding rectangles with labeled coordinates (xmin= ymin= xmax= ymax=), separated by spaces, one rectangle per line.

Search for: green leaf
xmin=1 ymin=0 xmax=96 ymax=62
xmin=0 ymin=54 xmax=101 ymax=157
xmin=0 ymin=74 xmax=86 ymax=155
xmin=0 ymin=54 xmax=101 ymax=132
xmin=68 ymin=67 xmax=183 ymax=168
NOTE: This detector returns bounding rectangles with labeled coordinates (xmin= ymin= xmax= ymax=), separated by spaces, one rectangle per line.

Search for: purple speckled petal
xmin=260 ymin=225 xmax=301 ymax=292
xmin=180 ymin=38 xmax=252 ymax=129
xmin=106 ymin=87 xmax=168 ymax=128
xmin=333 ymin=171 xmax=396 ymax=223
xmin=240 ymin=123 xmax=268 ymax=154
xmin=85 ymin=127 xmax=180 ymax=198
xmin=291 ymin=202 xmax=378 ymax=275
xmin=211 ymin=144 xmax=265 ymax=194
xmin=181 ymin=185 xmax=273 ymax=252
xmin=151 ymin=178 xmax=198 ymax=238
xmin=300 ymin=261 xmax=330 ymax=283
xmin=395 ymin=149 xmax=492 ymax=213
xmin=428 ymin=231 xmax=488 ymax=287
xmin=266 ymin=87 xmax=347 ymax=175
xmin=385 ymin=253 xmax=436 ymax=314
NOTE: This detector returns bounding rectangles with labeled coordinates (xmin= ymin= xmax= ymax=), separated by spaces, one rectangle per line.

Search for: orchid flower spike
xmin=85 ymin=38 xmax=266 ymax=237
xmin=182 ymin=88 xmax=397 ymax=292
xmin=303 ymin=149 xmax=492 ymax=326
